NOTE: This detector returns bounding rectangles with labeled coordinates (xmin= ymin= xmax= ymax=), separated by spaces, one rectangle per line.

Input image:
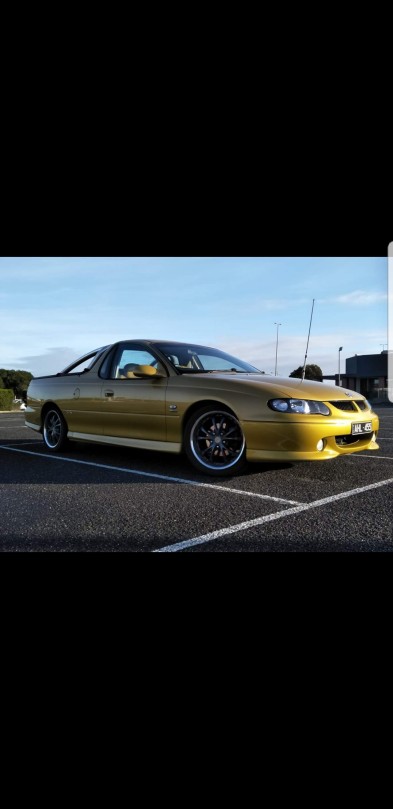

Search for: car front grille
xmin=329 ymin=400 xmax=357 ymax=411
xmin=329 ymin=400 xmax=370 ymax=412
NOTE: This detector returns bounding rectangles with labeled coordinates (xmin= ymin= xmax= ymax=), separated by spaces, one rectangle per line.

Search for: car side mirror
xmin=133 ymin=365 xmax=165 ymax=379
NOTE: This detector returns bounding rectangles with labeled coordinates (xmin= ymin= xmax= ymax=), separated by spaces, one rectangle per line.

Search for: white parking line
xmin=6 ymin=441 xmax=45 ymax=446
xmin=352 ymin=454 xmax=393 ymax=460
xmin=0 ymin=444 xmax=302 ymax=506
xmin=0 ymin=425 xmax=28 ymax=429
xmin=155 ymin=476 xmax=393 ymax=552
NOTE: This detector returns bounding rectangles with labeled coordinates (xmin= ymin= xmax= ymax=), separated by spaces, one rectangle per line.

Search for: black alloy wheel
xmin=185 ymin=406 xmax=246 ymax=476
xmin=43 ymin=408 xmax=68 ymax=451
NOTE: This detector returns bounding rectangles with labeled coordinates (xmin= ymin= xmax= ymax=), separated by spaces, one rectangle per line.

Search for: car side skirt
xmin=67 ymin=431 xmax=182 ymax=454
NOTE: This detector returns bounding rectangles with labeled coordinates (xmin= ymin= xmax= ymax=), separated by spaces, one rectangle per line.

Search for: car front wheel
xmin=43 ymin=408 xmax=68 ymax=451
xmin=184 ymin=407 xmax=246 ymax=476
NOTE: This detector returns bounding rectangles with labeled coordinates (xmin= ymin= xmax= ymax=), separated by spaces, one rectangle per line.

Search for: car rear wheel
xmin=185 ymin=407 xmax=247 ymax=476
xmin=43 ymin=408 xmax=68 ymax=451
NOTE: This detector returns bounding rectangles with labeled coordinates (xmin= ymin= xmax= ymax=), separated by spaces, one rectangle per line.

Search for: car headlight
xmin=268 ymin=399 xmax=331 ymax=415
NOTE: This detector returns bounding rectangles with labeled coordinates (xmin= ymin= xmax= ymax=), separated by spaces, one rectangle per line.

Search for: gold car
xmin=25 ymin=340 xmax=380 ymax=476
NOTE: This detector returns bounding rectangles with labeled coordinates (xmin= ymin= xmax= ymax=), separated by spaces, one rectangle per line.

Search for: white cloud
xmin=327 ymin=290 xmax=387 ymax=306
xmin=17 ymin=348 xmax=82 ymax=377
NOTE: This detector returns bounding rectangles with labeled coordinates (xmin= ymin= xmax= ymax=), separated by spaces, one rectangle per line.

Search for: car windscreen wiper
xmin=177 ymin=368 xmax=249 ymax=374
xmin=176 ymin=369 xmax=209 ymax=374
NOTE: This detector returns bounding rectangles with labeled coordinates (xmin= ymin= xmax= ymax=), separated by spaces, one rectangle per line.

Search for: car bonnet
xmin=218 ymin=373 xmax=363 ymax=403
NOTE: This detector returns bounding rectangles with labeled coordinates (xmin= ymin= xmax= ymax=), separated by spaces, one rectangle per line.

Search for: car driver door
xmin=100 ymin=344 xmax=168 ymax=442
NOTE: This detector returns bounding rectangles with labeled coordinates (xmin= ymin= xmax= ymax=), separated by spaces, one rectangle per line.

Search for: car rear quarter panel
xmin=26 ymin=376 xmax=102 ymax=434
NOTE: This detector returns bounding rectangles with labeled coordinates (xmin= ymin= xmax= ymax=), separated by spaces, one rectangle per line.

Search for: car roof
xmin=120 ymin=339 xmax=215 ymax=349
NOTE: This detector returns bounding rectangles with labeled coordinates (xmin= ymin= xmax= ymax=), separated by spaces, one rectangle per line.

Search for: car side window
xmin=110 ymin=347 xmax=160 ymax=380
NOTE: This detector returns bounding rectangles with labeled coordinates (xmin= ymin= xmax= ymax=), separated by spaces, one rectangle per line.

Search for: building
xmin=324 ymin=350 xmax=390 ymax=401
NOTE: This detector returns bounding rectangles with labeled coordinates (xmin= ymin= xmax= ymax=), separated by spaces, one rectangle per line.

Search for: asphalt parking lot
xmin=0 ymin=406 xmax=392 ymax=552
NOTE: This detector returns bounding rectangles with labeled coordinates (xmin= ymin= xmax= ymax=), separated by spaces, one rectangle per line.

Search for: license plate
xmin=351 ymin=421 xmax=373 ymax=435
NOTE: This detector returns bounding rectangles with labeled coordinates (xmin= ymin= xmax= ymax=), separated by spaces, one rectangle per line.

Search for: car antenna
xmin=301 ymin=298 xmax=315 ymax=381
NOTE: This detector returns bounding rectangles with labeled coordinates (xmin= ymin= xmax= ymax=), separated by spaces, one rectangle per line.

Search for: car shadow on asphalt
xmin=0 ymin=435 xmax=294 ymax=483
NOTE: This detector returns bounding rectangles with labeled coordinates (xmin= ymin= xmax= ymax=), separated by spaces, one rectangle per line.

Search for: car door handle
xmin=104 ymin=390 xmax=114 ymax=398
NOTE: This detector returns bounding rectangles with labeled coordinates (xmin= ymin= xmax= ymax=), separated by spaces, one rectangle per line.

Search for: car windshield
xmin=154 ymin=342 xmax=262 ymax=373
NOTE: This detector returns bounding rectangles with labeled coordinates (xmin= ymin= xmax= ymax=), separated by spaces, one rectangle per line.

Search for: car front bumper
xmin=243 ymin=414 xmax=380 ymax=462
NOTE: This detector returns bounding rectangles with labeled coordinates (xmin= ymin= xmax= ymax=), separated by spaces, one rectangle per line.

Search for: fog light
xmin=316 ymin=439 xmax=324 ymax=451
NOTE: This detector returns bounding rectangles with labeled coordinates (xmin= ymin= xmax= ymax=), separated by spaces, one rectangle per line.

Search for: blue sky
xmin=1 ymin=256 xmax=388 ymax=378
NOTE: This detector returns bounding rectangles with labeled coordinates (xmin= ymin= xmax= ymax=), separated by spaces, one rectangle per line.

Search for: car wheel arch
xmin=182 ymin=400 xmax=239 ymax=442
xmin=41 ymin=402 xmax=68 ymax=431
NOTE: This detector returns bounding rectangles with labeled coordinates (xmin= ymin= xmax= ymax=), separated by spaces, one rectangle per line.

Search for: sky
xmin=0 ymin=256 xmax=388 ymax=379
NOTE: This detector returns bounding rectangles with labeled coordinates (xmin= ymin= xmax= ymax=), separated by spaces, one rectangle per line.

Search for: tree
xmin=289 ymin=364 xmax=323 ymax=382
xmin=0 ymin=369 xmax=33 ymax=398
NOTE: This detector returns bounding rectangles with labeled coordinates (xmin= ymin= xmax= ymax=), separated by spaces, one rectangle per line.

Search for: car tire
xmin=43 ymin=408 xmax=68 ymax=452
xmin=184 ymin=406 xmax=247 ymax=476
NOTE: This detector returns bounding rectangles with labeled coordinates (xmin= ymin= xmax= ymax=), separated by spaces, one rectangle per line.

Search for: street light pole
xmin=274 ymin=322 xmax=281 ymax=376
xmin=338 ymin=346 xmax=343 ymax=386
